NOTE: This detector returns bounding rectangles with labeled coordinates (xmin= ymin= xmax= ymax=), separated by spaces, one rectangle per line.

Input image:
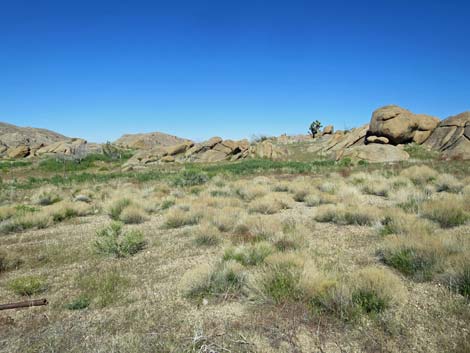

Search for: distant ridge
xmin=114 ymin=131 xmax=192 ymax=150
xmin=0 ymin=121 xmax=69 ymax=148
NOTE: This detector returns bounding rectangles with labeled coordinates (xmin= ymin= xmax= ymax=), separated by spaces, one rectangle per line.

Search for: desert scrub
xmin=180 ymin=261 xmax=246 ymax=299
xmin=421 ymin=194 xmax=470 ymax=228
xmin=193 ymin=223 xmax=221 ymax=246
xmin=0 ymin=212 xmax=52 ymax=234
xmin=119 ymin=204 xmax=148 ymax=224
xmin=223 ymin=242 xmax=274 ymax=266
xmin=75 ymin=268 xmax=130 ymax=308
xmin=0 ymin=250 xmax=21 ymax=273
xmin=435 ymin=174 xmax=463 ymax=193
xmin=172 ymin=170 xmax=209 ymax=187
xmin=46 ymin=201 xmax=93 ymax=222
xmin=350 ymin=267 xmax=406 ymax=315
xmin=163 ymin=207 xmax=202 ymax=228
xmin=234 ymin=183 xmax=269 ymax=201
xmin=400 ymin=165 xmax=438 ymax=185
xmin=379 ymin=235 xmax=446 ymax=281
xmin=107 ymin=197 xmax=132 ymax=220
xmin=233 ymin=215 xmax=282 ymax=242
xmin=8 ymin=275 xmax=47 ymax=296
xmin=261 ymin=252 xmax=305 ymax=304
xmin=315 ymin=204 xmax=381 ymax=226
xmin=94 ymin=222 xmax=146 ymax=258
xmin=0 ymin=205 xmax=16 ymax=221
xmin=32 ymin=187 xmax=62 ymax=206
xmin=208 ymin=207 xmax=243 ymax=232
xmin=248 ymin=194 xmax=287 ymax=214
xmin=445 ymin=260 xmax=470 ymax=298
xmin=379 ymin=209 xmax=434 ymax=236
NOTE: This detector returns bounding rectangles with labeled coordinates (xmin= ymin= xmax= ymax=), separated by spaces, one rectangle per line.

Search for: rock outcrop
xmin=424 ymin=112 xmax=470 ymax=160
xmin=368 ymin=105 xmax=439 ymax=145
xmin=114 ymin=131 xmax=192 ymax=150
xmin=250 ymin=140 xmax=289 ymax=160
xmin=335 ymin=144 xmax=410 ymax=163
xmin=0 ymin=122 xmax=67 ymax=149
xmin=123 ymin=137 xmax=255 ymax=169
xmin=36 ymin=138 xmax=88 ymax=156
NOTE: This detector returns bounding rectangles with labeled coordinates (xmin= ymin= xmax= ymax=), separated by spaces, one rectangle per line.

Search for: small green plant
xmin=223 ymin=242 xmax=273 ymax=266
xmin=76 ymin=269 xmax=129 ymax=308
xmin=352 ymin=289 xmax=387 ymax=314
xmin=9 ymin=275 xmax=47 ymax=296
xmin=65 ymin=295 xmax=91 ymax=310
xmin=94 ymin=222 xmax=146 ymax=258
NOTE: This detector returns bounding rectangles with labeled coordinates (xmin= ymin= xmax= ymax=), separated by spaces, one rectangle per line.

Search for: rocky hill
xmin=0 ymin=122 xmax=67 ymax=148
xmin=114 ymin=131 xmax=192 ymax=150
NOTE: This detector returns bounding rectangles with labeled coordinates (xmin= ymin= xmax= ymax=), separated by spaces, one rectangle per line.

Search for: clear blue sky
xmin=1 ymin=0 xmax=469 ymax=142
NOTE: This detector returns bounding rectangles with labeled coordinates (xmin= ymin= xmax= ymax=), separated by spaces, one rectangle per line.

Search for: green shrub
xmin=446 ymin=262 xmax=470 ymax=298
xmin=9 ymin=275 xmax=47 ymax=296
xmin=352 ymin=289 xmax=387 ymax=314
xmin=380 ymin=247 xmax=437 ymax=281
xmin=94 ymin=222 xmax=146 ymax=258
xmin=172 ymin=170 xmax=209 ymax=187
xmin=262 ymin=265 xmax=302 ymax=304
xmin=65 ymin=296 xmax=91 ymax=310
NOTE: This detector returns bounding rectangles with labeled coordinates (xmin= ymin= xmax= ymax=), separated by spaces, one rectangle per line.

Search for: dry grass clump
xmin=434 ymin=174 xmax=464 ymax=193
xmin=400 ymin=165 xmax=438 ymax=184
xmin=180 ymin=261 xmax=246 ymax=299
xmin=107 ymin=197 xmax=132 ymax=220
xmin=379 ymin=234 xmax=447 ymax=281
xmin=379 ymin=209 xmax=434 ymax=236
xmin=45 ymin=201 xmax=94 ymax=222
xmin=119 ymin=204 xmax=148 ymax=224
xmin=193 ymin=223 xmax=221 ymax=246
xmin=349 ymin=267 xmax=406 ymax=314
xmin=272 ymin=182 xmax=290 ymax=192
xmin=234 ymin=183 xmax=269 ymax=201
xmin=207 ymin=207 xmax=244 ymax=233
xmin=288 ymin=179 xmax=314 ymax=202
xmin=223 ymin=242 xmax=274 ymax=266
xmin=0 ymin=250 xmax=21 ymax=273
xmin=0 ymin=211 xmax=53 ymax=234
xmin=32 ymin=187 xmax=62 ymax=206
xmin=362 ymin=181 xmax=389 ymax=197
xmin=394 ymin=187 xmax=433 ymax=213
xmin=315 ymin=204 xmax=382 ymax=226
xmin=271 ymin=221 xmax=308 ymax=251
xmin=421 ymin=194 xmax=470 ymax=228
xmin=317 ymin=180 xmax=338 ymax=194
xmin=260 ymin=252 xmax=305 ymax=304
xmin=248 ymin=194 xmax=290 ymax=214
xmin=0 ymin=205 xmax=17 ymax=221
xmin=163 ymin=206 xmax=202 ymax=229
xmin=443 ymin=257 xmax=470 ymax=298
xmin=233 ymin=215 xmax=283 ymax=242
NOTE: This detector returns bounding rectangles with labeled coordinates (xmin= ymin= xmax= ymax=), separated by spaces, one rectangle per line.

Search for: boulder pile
xmin=424 ymin=111 xmax=470 ymax=160
xmin=367 ymin=105 xmax=439 ymax=145
xmin=123 ymin=137 xmax=289 ymax=169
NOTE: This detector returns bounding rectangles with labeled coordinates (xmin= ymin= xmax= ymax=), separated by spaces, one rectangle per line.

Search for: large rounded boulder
xmin=368 ymin=105 xmax=439 ymax=145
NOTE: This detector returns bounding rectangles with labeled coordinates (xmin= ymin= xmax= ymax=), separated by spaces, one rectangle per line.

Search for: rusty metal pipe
xmin=0 ymin=299 xmax=48 ymax=311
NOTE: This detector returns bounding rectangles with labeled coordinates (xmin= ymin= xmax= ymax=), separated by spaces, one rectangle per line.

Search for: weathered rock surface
xmin=250 ymin=140 xmax=289 ymax=160
xmin=424 ymin=111 xmax=470 ymax=160
xmin=322 ymin=125 xmax=334 ymax=135
xmin=36 ymin=138 xmax=88 ymax=156
xmin=368 ymin=105 xmax=439 ymax=145
xmin=7 ymin=145 xmax=30 ymax=158
xmin=366 ymin=135 xmax=389 ymax=144
xmin=336 ymin=144 xmax=410 ymax=163
xmin=114 ymin=131 xmax=192 ymax=150
xmin=0 ymin=122 xmax=67 ymax=150
xmin=307 ymin=125 xmax=369 ymax=154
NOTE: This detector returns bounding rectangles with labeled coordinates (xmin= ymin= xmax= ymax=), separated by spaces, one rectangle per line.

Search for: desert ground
xmin=0 ymin=142 xmax=469 ymax=353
